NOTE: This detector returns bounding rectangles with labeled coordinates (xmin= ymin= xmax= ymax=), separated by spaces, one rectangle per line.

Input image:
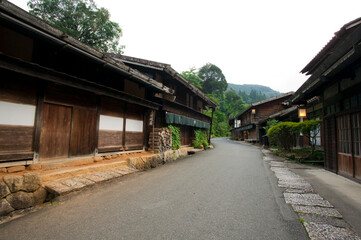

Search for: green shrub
xmin=267 ymin=122 xmax=300 ymax=151
xmin=168 ymin=125 xmax=180 ymax=150
xmin=267 ymin=120 xmax=322 ymax=153
xmin=193 ymin=129 xmax=209 ymax=148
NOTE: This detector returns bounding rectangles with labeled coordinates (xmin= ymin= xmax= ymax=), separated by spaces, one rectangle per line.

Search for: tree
xmin=299 ymin=120 xmax=322 ymax=155
xmin=198 ymin=63 xmax=227 ymax=97
xmin=224 ymin=89 xmax=246 ymax=119
xmin=181 ymin=67 xmax=203 ymax=89
xmin=27 ymin=0 xmax=123 ymax=53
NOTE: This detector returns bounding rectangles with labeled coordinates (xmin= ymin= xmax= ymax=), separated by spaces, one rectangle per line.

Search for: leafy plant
xmin=263 ymin=119 xmax=280 ymax=133
xmin=168 ymin=125 xmax=180 ymax=150
xmin=193 ymin=129 xmax=209 ymax=148
xmin=267 ymin=120 xmax=322 ymax=154
xmin=299 ymin=120 xmax=322 ymax=155
xmin=267 ymin=122 xmax=299 ymax=151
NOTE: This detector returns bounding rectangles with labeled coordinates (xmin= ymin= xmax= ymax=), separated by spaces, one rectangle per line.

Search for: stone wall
xmin=0 ymin=173 xmax=47 ymax=217
xmin=128 ymin=148 xmax=190 ymax=171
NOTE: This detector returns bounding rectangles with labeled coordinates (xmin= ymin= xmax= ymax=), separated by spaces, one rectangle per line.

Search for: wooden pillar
xmin=33 ymin=85 xmax=45 ymax=163
xmin=208 ymin=107 xmax=215 ymax=144
xmin=94 ymin=96 xmax=101 ymax=155
xmin=122 ymin=102 xmax=127 ymax=151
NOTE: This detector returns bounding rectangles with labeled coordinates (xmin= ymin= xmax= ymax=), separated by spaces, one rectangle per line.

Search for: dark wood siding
xmin=98 ymin=130 xmax=123 ymax=153
xmin=70 ymin=107 xmax=97 ymax=156
xmin=39 ymin=103 xmax=72 ymax=159
xmin=180 ymin=125 xmax=194 ymax=146
xmin=0 ymin=125 xmax=34 ymax=162
xmin=324 ymin=116 xmax=338 ymax=172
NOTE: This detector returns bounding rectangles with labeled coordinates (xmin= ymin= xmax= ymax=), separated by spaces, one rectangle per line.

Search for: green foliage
xmin=181 ymin=67 xmax=203 ymax=89
xmin=224 ymin=89 xmax=247 ymax=119
xmin=193 ymin=129 xmax=209 ymax=148
xmin=267 ymin=122 xmax=300 ymax=151
xmin=28 ymin=0 xmax=123 ymax=53
xmin=299 ymin=120 xmax=322 ymax=154
xmin=182 ymin=64 xmax=250 ymax=138
xmin=263 ymin=119 xmax=280 ymax=133
xmin=204 ymin=109 xmax=231 ymax=137
xmin=227 ymin=83 xmax=281 ymax=100
xmin=238 ymin=89 xmax=267 ymax=104
xmin=198 ymin=63 xmax=228 ymax=98
xmin=267 ymin=120 xmax=322 ymax=153
xmin=168 ymin=125 xmax=180 ymax=150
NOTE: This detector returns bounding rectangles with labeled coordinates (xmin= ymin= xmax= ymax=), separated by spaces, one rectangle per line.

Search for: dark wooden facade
xmin=289 ymin=17 xmax=361 ymax=182
xmin=110 ymin=55 xmax=217 ymax=147
xmin=229 ymin=92 xmax=294 ymax=143
xmin=0 ymin=1 xmax=174 ymax=166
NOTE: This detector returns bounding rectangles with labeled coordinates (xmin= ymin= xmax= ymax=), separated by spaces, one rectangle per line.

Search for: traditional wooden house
xmin=229 ymin=92 xmax=294 ymax=144
xmin=289 ymin=17 xmax=361 ymax=182
xmin=108 ymin=55 xmax=217 ymax=148
xmin=0 ymin=1 xmax=175 ymax=167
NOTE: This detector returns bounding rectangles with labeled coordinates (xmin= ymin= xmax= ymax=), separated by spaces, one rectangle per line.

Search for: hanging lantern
xmin=298 ymin=107 xmax=307 ymax=118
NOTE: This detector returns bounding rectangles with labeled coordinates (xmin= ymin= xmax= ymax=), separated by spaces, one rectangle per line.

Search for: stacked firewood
xmin=148 ymin=127 xmax=172 ymax=152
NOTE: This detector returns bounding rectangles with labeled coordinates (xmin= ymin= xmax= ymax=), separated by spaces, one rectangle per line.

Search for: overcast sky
xmin=9 ymin=0 xmax=361 ymax=93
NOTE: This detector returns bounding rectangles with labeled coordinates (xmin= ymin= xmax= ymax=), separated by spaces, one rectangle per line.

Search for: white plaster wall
xmin=0 ymin=101 xmax=36 ymax=126
xmin=99 ymin=115 xmax=123 ymax=131
xmin=126 ymin=119 xmax=143 ymax=132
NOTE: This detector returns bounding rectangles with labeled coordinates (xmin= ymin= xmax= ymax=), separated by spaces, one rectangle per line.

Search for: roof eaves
xmin=301 ymin=17 xmax=361 ymax=75
xmin=251 ymin=92 xmax=294 ymax=107
xmin=110 ymin=54 xmax=217 ymax=107
xmin=0 ymin=0 xmax=173 ymax=94
xmin=163 ymin=66 xmax=217 ymax=107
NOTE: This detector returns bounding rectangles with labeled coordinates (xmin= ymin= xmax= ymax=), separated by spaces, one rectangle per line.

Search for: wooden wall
xmin=256 ymin=99 xmax=286 ymax=119
xmin=98 ymin=97 xmax=125 ymax=153
xmin=39 ymin=85 xmax=97 ymax=160
xmin=0 ymin=77 xmax=37 ymax=162
xmin=0 ymin=78 xmax=147 ymax=163
xmin=179 ymin=125 xmax=194 ymax=146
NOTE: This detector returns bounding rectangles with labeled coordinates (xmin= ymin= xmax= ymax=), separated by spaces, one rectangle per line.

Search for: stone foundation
xmin=0 ymin=173 xmax=47 ymax=217
xmin=129 ymin=148 xmax=190 ymax=171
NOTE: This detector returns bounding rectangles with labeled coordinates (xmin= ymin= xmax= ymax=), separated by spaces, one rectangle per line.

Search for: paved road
xmin=0 ymin=138 xmax=308 ymax=240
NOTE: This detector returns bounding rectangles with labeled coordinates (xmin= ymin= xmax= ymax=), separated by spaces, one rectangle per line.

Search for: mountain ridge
xmin=227 ymin=83 xmax=281 ymax=98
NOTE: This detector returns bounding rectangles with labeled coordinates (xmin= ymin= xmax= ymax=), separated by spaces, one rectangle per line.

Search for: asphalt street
xmin=0 ymin=138 xmax=308 ymax=239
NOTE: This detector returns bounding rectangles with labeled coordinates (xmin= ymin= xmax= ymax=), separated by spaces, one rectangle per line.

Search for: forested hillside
xmin=227 ymin=83 xmax=281 ymax=104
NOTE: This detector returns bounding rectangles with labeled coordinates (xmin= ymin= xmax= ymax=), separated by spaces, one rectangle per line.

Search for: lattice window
xmin=352 ymin=113 xmax=361 ymax=156
xmin=337 ymin=115 xmax=352 ymax=154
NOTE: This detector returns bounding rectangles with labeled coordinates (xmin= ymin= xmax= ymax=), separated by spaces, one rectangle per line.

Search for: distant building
xmin=229 ymin=92 xmax=294 ymax=144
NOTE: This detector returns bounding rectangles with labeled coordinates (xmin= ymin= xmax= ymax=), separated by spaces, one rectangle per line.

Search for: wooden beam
xmin=0 ymin=53 xmax=160 ymax=110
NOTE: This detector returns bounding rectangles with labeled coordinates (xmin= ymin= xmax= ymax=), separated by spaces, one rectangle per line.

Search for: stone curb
xmin=262 ymin=149 xmax=361 ymax=240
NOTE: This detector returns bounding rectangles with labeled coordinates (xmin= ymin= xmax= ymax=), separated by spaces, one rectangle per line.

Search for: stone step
xmin=41 ymin=160 xmax=128 ymax=182
xmin=44 ymin=165 xmax=138 ymax=196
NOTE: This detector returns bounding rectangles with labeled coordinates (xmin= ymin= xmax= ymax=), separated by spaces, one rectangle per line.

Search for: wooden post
xmin=122 ymin=102 xmax=127 ymax=151
xmin=208 ymin=107 xmax=215 ymax=144
xmin=152 ymin=110 xmax=155 ymax=153
xmin=94 ymin=96 xmax=101 ymax=156
xmin=33 ymin=85 xmax=45 ymax=163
